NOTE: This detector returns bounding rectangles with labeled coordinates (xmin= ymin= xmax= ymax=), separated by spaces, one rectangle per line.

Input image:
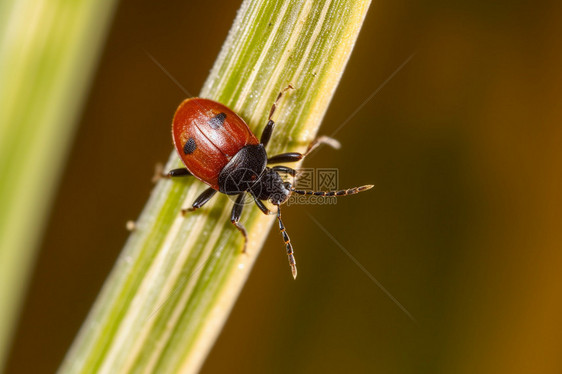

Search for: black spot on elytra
xmin=183 ymin=137 xmax=196 ymax=155
xmin=208 ymin=112 xmax=226 ymax=129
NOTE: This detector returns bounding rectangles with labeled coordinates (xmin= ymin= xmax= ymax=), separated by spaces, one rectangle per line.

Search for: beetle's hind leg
xmin=181 ymin=187 xmax=217 ymax=215
xmin=231 ymin=193 xmax=249 ymax=253
xmin=166 ymin=168 xmax=192 ymax=177
xmin=267 ymin=136 xmax=341 ymax=164
xmin=153 ymin=163 xmax=192 ymax=183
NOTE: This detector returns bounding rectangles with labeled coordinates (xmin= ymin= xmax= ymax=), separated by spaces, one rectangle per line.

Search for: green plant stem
xmin=59 ymin=1 xmax=371 ymax=373
xmin=0 ymin=1 xmax=117 ymax=370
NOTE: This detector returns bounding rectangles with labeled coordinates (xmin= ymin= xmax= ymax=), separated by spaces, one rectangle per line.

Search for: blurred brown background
xmin=6 ymin=0 xmax=562 ymax=373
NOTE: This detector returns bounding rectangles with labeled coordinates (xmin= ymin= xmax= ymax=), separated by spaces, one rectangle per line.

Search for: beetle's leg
xmin=266 ymin=152 xmax=302 ymax=164
xmin=231 ymin=193 xmax=249 ymax=253
xmin=267 ymin=136 xmax=340 ymax=164
xmin=260 ymin=122 xmax=275 ymax=149
xmin=167 ymin=168 xmax=192 ymax=177
xmin=254 ymin=197 xmax=275 ymax=215
xmin=181 ymin=187 xmax=217 ymax=215
xmin=271 ymin=165 xmax=296 ymax=177
xmin=303 ymin=135 xmax=341 ymax=157
xmin=276 ymin=206 xmax=297 ymax=279
xmin=260 ymin=84 xmax=294 ymax=148
xmin=153 ymin=164 xmax=192 ymax=182
xmin=248 ymin=190 xmax=276 ymax=215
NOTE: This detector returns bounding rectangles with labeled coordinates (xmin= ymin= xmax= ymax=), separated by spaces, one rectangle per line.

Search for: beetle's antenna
xmin=276 ymin=206 xmax=297 ymax=279
xmin=290 ymin=185 xmax=374 ymax=197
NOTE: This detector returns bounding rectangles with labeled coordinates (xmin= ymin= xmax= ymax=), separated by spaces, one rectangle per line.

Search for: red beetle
xmin=167 ymin=87 xmax=373 ymax=278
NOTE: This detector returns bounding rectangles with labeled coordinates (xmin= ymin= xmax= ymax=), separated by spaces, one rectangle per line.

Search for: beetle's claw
xmin=181 ymin=207 xmax=196 ymax=216
xmin=152 ymin=163 xmax=168 ymax=183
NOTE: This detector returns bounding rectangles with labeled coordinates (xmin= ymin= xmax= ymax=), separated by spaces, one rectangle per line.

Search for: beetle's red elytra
xmin=167 ymin=86 xmax=373 ymax=278
xmin=172 ymin=98 xmax=260 ymax=190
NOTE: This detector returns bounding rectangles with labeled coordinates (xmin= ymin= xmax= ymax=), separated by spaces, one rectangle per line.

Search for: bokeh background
xmin=6 ymin=0 xmax=562 ymax=373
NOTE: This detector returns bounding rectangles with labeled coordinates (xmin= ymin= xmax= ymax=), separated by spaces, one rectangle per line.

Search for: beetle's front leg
xmin=267 ymin=136 xmax=340 ymax=164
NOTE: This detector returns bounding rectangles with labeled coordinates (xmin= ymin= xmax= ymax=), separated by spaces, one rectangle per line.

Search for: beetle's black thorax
xmin=218 ymin=144 xmax=267 ymax=195
xmin=218 ymin=144 xmax=291 ymax=204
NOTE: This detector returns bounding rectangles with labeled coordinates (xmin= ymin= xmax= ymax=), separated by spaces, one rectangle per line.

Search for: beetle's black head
xmin=250 ymin=168 xmax=291 ymax=205
xmin=270 ymin=181 xmax=292 ymax=205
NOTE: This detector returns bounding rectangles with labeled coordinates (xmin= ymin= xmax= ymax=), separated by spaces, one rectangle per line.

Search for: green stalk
xmin=59 ymin=1 xmax=371 ymax=373
xmin=0 ymin=1 xmax=117 ymax=370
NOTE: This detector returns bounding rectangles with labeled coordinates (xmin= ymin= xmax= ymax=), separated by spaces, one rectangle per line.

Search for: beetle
xmin=165 ymin=86 xmax=373 ymax=278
